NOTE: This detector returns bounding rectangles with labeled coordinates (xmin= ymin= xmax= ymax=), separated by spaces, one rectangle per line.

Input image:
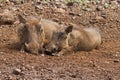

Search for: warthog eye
xmin=58 ymin=32 xmax=67 ymax=40
xmin=59 ymin=32 xmax=64 ymax=36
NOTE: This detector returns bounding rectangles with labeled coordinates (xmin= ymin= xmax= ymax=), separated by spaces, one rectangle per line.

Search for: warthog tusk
xmin=25 ymin=43 xmax=28 ymax=47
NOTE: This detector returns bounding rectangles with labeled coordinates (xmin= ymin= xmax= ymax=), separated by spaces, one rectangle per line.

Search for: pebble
xmin=77 ymin=13 xmax=82 ymax=16
xmin=5 ymin=75 xmax=14 ymax=80
xmin=0 ymin=52 xmax=4 ymax=54
xmin=113 ymin=60 xmax=119 ymax=63
xmin=96 ymin=6 xmax=103 ymax=11
xmin=89 ymin=19 xmax=97 ymax=23
xmin=13 ymin=68 xmax=23 ymax=75
xmin=116 ymin=52 xmax=119 ymax=54
xmin=67 ymin=2 xmax=74 ymax=6
xmin=69 ymin=12 xmax=76 ymax=16
xmin=72 ymin=16 xmax=76 ymax=20
xmin=35 ymin=5 xmax=43 ymax=10
xmin=55 ymin=8 xmax=66 ymax=13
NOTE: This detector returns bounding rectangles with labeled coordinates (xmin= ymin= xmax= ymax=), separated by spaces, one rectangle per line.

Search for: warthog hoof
xmin=20 ymin=49 xmax=25 ymax=53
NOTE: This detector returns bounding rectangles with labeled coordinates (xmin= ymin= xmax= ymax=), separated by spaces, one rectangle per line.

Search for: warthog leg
xmin=20 ymin=44 xmax=25 ymax=53
xmin=41 ymin=43 xmax=45 ymax=56
xmin=41 ymin=49 xmax=45 ymax=56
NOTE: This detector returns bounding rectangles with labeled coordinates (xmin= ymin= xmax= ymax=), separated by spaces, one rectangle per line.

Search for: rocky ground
xmin=0 ymin=0 xmax=120 ymax=80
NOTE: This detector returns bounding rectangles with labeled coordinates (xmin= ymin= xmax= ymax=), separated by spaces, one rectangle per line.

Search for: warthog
xmin=18 ymin=15 xmax=42 ymax=54
xmin=18 ymin=15 xmax=60 ymax=55
xmin=45 ymin=25 xmax=101 ymax=56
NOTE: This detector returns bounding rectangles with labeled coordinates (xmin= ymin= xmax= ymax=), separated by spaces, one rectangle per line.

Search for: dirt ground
xmin=0 ymin=1 xmax=120 ymax=80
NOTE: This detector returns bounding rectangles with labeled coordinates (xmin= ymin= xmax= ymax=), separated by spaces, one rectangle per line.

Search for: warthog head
xmin=45 ymin=25 xmax=73 ymax=54
xmin=18 ymin=15 xmax=43 ymax=54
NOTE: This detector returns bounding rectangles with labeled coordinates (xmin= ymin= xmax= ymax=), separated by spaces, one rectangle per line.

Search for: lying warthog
xmin=45 ymin=25 xmax=101 ymax=56
xmin=18 ymin=15 xmax=60 ymax=55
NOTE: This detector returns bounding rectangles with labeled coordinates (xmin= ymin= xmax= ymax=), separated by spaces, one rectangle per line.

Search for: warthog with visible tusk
xmin=18 ymin=15 xmax=61 ymax=55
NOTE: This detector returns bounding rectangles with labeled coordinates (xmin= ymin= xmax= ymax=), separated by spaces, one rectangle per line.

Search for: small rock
xmin=116 ymin=52 xmax=119 ymax=54
xmin=89 ymin=19 xmax=97 ymax=23
xmin=95 ymin=15 xmax=106 ymax=23
xmin=10 ymin=7 xmax=19 ymax=12
xmin=55 ymin=8 xmax=66 ymax=13
xmin=77 ymin=13 xmax=82 ymax=16
xmin=69 ymin=12 xmax=76 ymax=16
xmin=82 ymin=7 xmax=92 ymax=11
xmin=113 ymin=60 xmax=119 ymax=63
xmin=35 ymin=1 xmax=41 ymax=4
xmin=60 ymin=3 xmax=67 ymax=9
xmin=96 ymin=15 xmax=105 ymax=20
xmin=10 ymin=0 xmax=22 ymax=4
xmin=105 ymin=61 xmax=110 ymax=64
xmin=13 ymin=68 xmax=23 ymax=75
xmin=117 ymin=0 xmax=120 ymax=4
xmin=67 ymin=2 xmax=74 ymax=6
xmin=110 ymin=1 xmax=118 ymax=9
xmin=80 ymin=20 xmax=89 ymax=26
xmin=35 ymin=5 xmax=43 ymax=10
xmin=5 ymin=75 xmax=14 ymax=80
xmin=70 ymin=74 xmax=77 ymax=78
xmin=0 ymin=52 xmax=4 ymax=54
xmin=72 ymin=16 xmax=76 ymax=20
xmin=52 ymin=18 xmax=60 ymax=23
xmin=96 ymin=6 xmax=103 ymax=11
xmin=104 ymin=3 xmax=110 ymax=9
xmin=101 ymin=14 xmax=107 ymax=19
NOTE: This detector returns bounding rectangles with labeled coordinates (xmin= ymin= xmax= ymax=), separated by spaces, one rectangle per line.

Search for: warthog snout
xmin=25 ymin=43 xmax=39 ymax=54
xmin=45 ymin=43 xmax=60 ymax=53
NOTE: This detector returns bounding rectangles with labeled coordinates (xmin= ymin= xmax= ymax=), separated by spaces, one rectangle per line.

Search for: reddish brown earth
xmin=0 ymin=1 xmax=120 ymax=80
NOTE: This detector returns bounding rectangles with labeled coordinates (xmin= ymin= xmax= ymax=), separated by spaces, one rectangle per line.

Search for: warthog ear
xmin=65 ymin=25 xmax=73 ymax=34
xmin=18 ymin=14 xmax=26 ymax=24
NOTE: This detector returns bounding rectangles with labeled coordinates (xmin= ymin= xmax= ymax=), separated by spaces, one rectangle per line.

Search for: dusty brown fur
xmin=45 ymin=25 xmax=101 ymax=55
